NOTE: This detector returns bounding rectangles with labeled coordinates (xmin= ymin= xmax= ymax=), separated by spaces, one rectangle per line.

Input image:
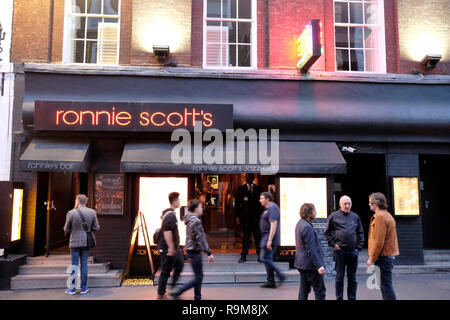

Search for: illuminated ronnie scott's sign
xmin=34 ymin=101 xmax=233 ymax=132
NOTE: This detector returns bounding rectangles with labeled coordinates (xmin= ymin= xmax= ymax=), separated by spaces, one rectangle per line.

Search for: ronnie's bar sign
xmin=34 ymin=101 xmax=233 ymax=132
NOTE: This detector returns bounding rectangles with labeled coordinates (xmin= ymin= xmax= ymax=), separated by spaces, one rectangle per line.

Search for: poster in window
xmin=95 ymin=174 xmax=124 ymax=215
xmin=393 ymin=177 xmax=420 ymax=216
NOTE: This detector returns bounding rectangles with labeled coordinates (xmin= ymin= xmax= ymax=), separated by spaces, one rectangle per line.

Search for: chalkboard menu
xmin=95 ymin=174 xmax=124 ymax=215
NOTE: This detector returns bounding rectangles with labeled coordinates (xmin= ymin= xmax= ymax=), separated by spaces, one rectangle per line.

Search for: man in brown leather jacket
xmin=367 ymin=192 xmax=399 ymax=300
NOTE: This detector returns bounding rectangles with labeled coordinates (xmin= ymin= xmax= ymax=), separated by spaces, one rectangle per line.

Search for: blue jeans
xmin=374 ymin=256 xmax=396 ymax=300
xmin=177 ymin=251 xmax=203 ymax=300
xmin=69 ymin=247 xmax=89 ymax=290
xmin=334 ymin=248 xmax=359 ymax=300
xmin=260 ymin=246 xmax=284 ymax=284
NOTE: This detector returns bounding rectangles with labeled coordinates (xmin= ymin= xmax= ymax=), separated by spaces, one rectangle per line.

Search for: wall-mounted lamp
xmin=152 ymin=45 xmax=170 ymax=64
xmin=421 ymin=54 xmax=442 ymax=69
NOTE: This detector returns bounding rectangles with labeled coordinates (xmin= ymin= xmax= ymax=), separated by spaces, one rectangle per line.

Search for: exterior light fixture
xmin=152 ymin=45 xmax=170 ymax=64
xmin=421 ymin=54 xmax=442 ymax=69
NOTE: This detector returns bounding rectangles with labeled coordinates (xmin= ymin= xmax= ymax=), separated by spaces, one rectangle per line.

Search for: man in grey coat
xmin=63 ymin=194 xmax=100 ymax=295
xmin=295 ymin=203 xmax=326 ymax=300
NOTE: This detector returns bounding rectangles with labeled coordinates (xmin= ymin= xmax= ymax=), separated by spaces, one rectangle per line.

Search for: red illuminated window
xmin=203 ymin=0 xmax=257 ymax=69
xmin=334 ymin=0 xmax=386 ymax=72
xmin=63 ymin=0 xmax=121 ymax=65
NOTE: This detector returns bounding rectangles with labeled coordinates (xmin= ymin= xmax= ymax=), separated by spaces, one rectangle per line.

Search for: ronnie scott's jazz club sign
xmin=34 ymin=101 xmax=233 ymax=131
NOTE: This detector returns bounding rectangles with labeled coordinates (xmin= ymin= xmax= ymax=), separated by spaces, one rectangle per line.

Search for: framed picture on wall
xmin=94 ymin=173 xmax=124 ymax=215
xmin=207 ymin=175 xmax=219 ymax=190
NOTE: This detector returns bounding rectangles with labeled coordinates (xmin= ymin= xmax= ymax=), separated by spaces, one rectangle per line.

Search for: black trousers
xmin=157 ymin=248 xmax=184 ymax=295
xmin=241 ymin=220 xmax=261 ymax=258
xmin=334 ymin=248 xmax=359 ymax=300
xmin=298 ymin=269 xmax=326 ymax=300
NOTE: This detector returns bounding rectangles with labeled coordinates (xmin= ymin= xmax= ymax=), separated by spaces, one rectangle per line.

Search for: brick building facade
xmin=3 ymin=0 xmax=450 ymax=270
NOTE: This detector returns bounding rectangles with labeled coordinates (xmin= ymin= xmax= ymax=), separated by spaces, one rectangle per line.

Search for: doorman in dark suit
xmin=235 ymin=174 xmax=263 ymax=263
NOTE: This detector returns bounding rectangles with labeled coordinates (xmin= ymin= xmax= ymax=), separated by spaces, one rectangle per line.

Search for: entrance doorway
xmin=420 ymin=155 xmax=450 ymax=249
xmin=137 ymin=174 xmax=272 ymax=254
xmin=34 ymin=172 xmax=86 ymax=256
xmin=334 ymin=154 xmax=387 ymax=248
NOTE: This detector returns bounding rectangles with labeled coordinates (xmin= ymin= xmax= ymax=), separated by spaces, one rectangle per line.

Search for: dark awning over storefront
xmin=20 ymin=71 xmax=450 ymax=142
xmin=120 ymin=141 xmax=346 ymax=174
xmin=19 ymin=138 xmax=90 ymax=172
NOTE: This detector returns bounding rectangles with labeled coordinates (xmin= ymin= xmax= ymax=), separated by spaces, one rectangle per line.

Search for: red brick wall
xmin=384 ymin=0 xmax=400 ymax=73
xmin=130 ymin=0 xmax=192 ymax=66
xmin=268 ymin=0 xmax=326 ymax=71
xmin=397 ymin=0 xmax=450 ymax=75
xmin=11 ymin=0 xmax=52 ymax=62
xmin=191 ymin=0 xmax=203 ymax=67
xmin=50 ymin=0 xmax=65 ymax=63
xmin=119 ymin=0 xmax=133 ymax=65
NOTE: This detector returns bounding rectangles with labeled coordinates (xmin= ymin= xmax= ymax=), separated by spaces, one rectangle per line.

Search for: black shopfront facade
xmin=11 ymin=68 xmax=450 ymax=271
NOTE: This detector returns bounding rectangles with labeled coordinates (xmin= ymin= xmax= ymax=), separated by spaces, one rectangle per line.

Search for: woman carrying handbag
xmin=63 ymin=194 xmax=100 ymax=295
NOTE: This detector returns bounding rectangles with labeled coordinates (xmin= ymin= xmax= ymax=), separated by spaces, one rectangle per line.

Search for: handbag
xmin=76 ymin=208 xmax=96 ymax=249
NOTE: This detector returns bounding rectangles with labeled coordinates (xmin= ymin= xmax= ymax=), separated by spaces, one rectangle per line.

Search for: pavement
xmin=1 ymin=274 xmax=450 ymax=300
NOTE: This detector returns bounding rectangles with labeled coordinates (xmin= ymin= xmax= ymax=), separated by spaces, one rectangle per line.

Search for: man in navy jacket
xmin=295 ymin=203 xmax=326 ymax=300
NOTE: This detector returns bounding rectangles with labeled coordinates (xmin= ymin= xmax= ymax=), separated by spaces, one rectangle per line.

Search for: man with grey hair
xmin=324 ymin=195 xmax=364 ymax=300
xmin=63 ymin=194 xmax=100 ymax=295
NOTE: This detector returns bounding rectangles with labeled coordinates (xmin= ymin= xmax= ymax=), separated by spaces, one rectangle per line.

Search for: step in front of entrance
xmin=26 ymin=255 xmax=95 ymax=265
xmin=11 ymin=270 xmax=122 ymax=290
xmin=18 ymin=262 xmax=111 ymax=275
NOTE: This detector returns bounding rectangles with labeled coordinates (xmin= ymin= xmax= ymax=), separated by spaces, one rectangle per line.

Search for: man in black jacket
xmin=295 ymin=203 xmax=326 ymax=300
xmin=324 ymin=195 xmax=364 ymax=300
xmin=156 ymin=192 xmax=184 ymax=300
xmin=235 ymin=174 xmax=263 ymax=263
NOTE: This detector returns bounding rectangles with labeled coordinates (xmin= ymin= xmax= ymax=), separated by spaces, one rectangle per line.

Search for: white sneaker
xmin=80 ymin=288 xmax=90 ymax=294
xmin=65 ymin=288 xmax=76 ymax=295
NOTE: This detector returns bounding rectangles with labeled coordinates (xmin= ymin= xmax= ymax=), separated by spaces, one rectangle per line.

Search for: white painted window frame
xmin=203 ymin=0 xmax=257 ymax=70
xmin=63 ymin=0 xmax=121 ymax=65
xmin=333 ymin=0 xmax=386 ymax=73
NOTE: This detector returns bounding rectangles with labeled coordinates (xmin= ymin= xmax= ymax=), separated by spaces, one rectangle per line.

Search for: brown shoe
xmin=156 ymin=293 xmax=169 ymax=300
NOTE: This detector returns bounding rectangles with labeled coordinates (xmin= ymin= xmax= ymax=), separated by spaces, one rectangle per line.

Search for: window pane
xmin=223 ymin=0 xmax=237 ymax=19
xmin=87 ymin=0 xmax=102 ymax=14
xmin=228 ymin=44 xmax=236 ymax=66
xmin=349 ymin=2 xmax=363 ymax=24
xmin=335 ymin=26 xmax=348 ymax=48
xmin=350 ymin=27 xmax=363 ymax=48
xmin=85 ymin=41 xmax=98 ymax=63
xmin=364 ymin=3 xmax=378 ymax=24
xmin=74 ymin=0 xmax=86 ymax=14
xmin=86 ymin=17 xmax=102 ymax=39
xmin=207 ymin=0 xmax=221 ymax=18
xmin=350 ymin=49 xmax=364 ymax=71
xmin=73 ymin=40 xmax=85 ymax=63
xmin=364 ymin=49 xmax=378 ymax=72
xmin=238 ymin=0 xmax=252 ymax=19
xmin=238 ymin=22 xmax=251 ymax=43
xmin=238 ymin=45 xmax=251 ymax=66
xmin=336 ymin=49 xmax=349 ymax=71
xmin=334 ymin=1 xmax=348 ymax=23
xmin=73 ymin=16 xmax=86 ymax=39
xmin=103 ymin=0 xmax=119 ymax=15
xmin=364 ymin=27 xmax=378 ymax=49
xmin=224 ymin=21 xmax=236 ymax=43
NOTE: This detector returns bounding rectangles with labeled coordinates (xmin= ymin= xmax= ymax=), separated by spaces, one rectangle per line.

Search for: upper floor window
xmin=203 ymin=0 xmax=256 ymax=69
xmin=63 ymin=0 xmax=120 ymax=64
xmin=334 ymin=0 xmax=386 ymax=72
